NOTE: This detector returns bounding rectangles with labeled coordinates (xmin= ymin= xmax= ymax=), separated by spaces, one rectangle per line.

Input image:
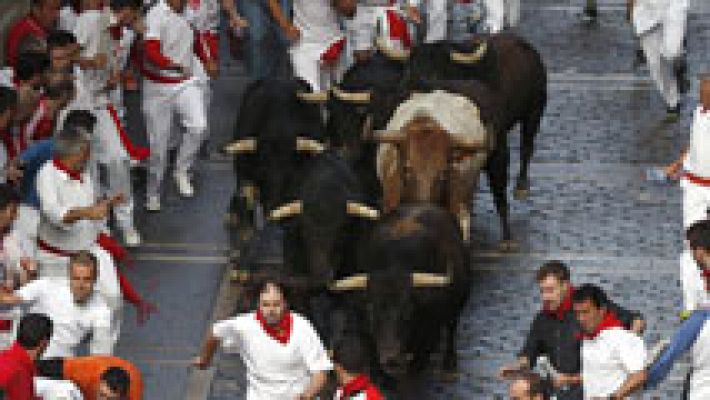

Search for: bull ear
xmin=371 ymin=130 xmax=405 ymax=144
xmin=449 ymin=41 xmax=488 ymax=65
xmin=329 ymin=274 xmax=369 ymax=291
xmin=411 ymin=273 xmax=451 ymax=287
xmin=375 ymin=37 xmax=410 ymax=62
xmin=224 ymin=138 xmax=257 ymax=154
xmin=268 ymin=200 xmax=303 ymax=220
xmin=295 ymin=137 xmax=326 ymax=153
xmin=331 ymin=86 xmax=371 ymax=104
xmin=346 ymin=201 xmax=380 ymax=219
xmin=296 ymin=91 xmax=329 ymax=103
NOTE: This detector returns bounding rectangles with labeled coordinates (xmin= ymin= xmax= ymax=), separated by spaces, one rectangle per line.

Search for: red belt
xmin=684 ymin=171 xmax=710 ymax=187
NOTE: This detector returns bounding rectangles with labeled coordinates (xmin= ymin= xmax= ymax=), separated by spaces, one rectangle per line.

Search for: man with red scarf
xmin=4 ymin=0 xmax=61 ymax=68
xmin=573 ymin=284 xmax=646 ymax=399
xmin=499 ymin=261 xmax=644 ymax=400
xmin=193 ymin=279 xmax=332 ymax=399
xmin=35 ymin=124 xmax=155 ymax=343
xmin=0 ymin=313 xmax=53 ymax=399
xmin=332 ymin=334 xmax=384 ymax=400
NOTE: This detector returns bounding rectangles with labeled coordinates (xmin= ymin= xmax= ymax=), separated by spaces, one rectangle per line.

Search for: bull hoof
xmin=513 ymin=187 xmax=530 ymax=201
xmin=498 ymin=240 xmax=519 ymax=252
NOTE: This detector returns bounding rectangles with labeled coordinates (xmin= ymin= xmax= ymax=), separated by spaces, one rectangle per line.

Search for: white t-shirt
xmin=213 ymin=312 xmax=333 ymax=400
xmin=292 ymin=0 xmax=343 ymax=47
xmin=16 ymin=278 xmax=114 ymax=358
xmin=687 ymin=106 xmax=710 ymax=178
xmin=581 ymin=328 xmax=646 ymax=399
xmin=144 ymin=0 xmax=196 ymax=76
xmin=36 ymin=161 xmax=101 ymax=253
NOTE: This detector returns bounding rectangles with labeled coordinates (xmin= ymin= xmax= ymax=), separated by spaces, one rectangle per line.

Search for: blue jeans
xmin=237 ymin=0 xmax=291 ymax=79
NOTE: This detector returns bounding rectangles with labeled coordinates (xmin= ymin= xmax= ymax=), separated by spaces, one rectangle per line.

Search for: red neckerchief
xmin=52 ymin=157 xmax=83 ymax=182
xmin=340 ymin=374 xmax=383 ymax=400
xmin=108 ymin=25 xmax=123 ymax=41
xmin=544 ymin=286 xmax=574 ymax=321
xmin=255 ymin=310 xmax=293 ymax=345
xmin=386 ymin=10 xmax=412 ymax=49
xmin=1 ymin=128 xmax=17 ymax=160
xmin=188 ymin=0 xmax=201 ymax=9
xmin=577 ymin=311 xmax=625 ymax=340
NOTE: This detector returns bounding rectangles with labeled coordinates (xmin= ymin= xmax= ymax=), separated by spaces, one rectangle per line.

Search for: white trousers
xmin=639 ymin=26 xmax=679 ymax=108
xmin=34 ymin=377 xmax=84 ymax=400
xmin=424 ymin=0 xmax=447 ymax=43
xmin=485 ymin=0 xmax=520 ymax=33
xmin=680 ymin=180 xmax=710 ymax=311
xmin=14 ymin=204 xmax=40 ymax=243
xmin=92 ymin=106 xmax=136 ymax=231
xmin=142 ymin=79 xmax=207 ymax=198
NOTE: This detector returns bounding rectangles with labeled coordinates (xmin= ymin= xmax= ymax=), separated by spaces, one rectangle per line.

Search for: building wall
xmin=0 ymin=0 xmax=31 ymax=65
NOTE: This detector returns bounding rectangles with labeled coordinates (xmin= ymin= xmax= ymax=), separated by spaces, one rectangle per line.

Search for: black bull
xmin=330 ymin=205 xmax=472 ymax=377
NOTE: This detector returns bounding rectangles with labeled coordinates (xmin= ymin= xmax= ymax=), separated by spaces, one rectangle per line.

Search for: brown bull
xmin=374 ymin=115 xmax=490 ymax=241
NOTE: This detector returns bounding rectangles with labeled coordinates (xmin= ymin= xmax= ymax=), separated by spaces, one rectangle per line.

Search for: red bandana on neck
xmin=544 ymin=286 xmax=574 ymax=321
xmin=256 ymin=310 xmax=293 ymax=344
xmin=578 ymin=311 xmax=625 ymax=340
xmin=53 ymin=157 xmax=83 ymax=181
xmin=340 ymin=375 xmax=384 ymax=399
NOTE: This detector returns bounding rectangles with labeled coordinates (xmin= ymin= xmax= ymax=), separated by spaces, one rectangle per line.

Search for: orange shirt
xmin=64 ymin=356 xmax=143 ymax=400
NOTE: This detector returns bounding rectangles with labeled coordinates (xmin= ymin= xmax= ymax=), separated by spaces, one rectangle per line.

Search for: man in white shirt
xmin=193 ymin=278 xmax=332 ymax=399
xmin=665 ymin=78 xmax=710 ymax=315
xmin=573 ymin=284 xmax=646 ymax=399
xmin=269 ymin=0 xmax=349 ymax=92
xmin=629 ymin=0 xmax=688 ymax=120
xmin=73 ymin=0 xmax=146 ymax=246
xmin=142 ymin=0 xmax=208 ymax=210
xmin=0 ymin=251 xmax=115 ymax=358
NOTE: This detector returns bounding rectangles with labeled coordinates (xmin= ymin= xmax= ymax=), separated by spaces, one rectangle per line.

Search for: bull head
xmin=329 ymin=272 xmax=451 ymax=291
xmin=375 ymin=37 xmax=410 ymax=62
xmin=224 ymin=138 xmax=257 ymax=154
xmin=449 ymin=41 xmax=489 ymax=65
xmin=296 ymin=91 xmax=329 ymax=103
xmin=331 ymin=86 xmax=371 ymax=104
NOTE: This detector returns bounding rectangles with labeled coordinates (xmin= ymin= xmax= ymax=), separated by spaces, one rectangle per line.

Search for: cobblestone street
xmin=205 ymin=1 xmax=710 ymax=399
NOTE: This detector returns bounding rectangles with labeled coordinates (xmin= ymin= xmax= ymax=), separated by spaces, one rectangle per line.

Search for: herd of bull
xmin=223 ymin=32 xmax=547 ymax=386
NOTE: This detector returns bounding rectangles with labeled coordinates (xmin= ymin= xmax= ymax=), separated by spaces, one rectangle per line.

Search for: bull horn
xmin=268 ymin=200 xmax=303 ymax=220
xmin=296 ymin=91 xmax=329 ymax=103
xmin=346 ymin=201 xmax=380 ymax=219
xmin=375 ymin=37 xmax=410 ymax=62
xmin=449 ymin=41 xmax=488 ymax=65
xmin=224 ymin=138 xmax=257 ymax=154
xmin=296 ymin=137 xmax=326 ymax=153
xmin=330 ymin=274 xmax=369 ymax=291
xmin=371 ymin=130 xmax=406 ymax=143
xmin=331 ymin=86 xmax=371 ymax=104
xmin=451 ymin=135 xmax=488 ymax=150
xmin=411 ymin=272 xmax=451 ymax=287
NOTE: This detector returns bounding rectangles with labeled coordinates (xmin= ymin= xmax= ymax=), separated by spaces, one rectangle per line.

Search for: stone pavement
xmin=207 ymin=1 xmax=710 ymax=399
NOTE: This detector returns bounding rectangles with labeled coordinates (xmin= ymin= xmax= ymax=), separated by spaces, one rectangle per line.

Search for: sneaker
xmin=174 ymin=172 xmax=194 ymax=198
xmin=146 ymin=195 xmax=161 ymax=212
xmin=122 ymin=227 xmax=142 ymax=247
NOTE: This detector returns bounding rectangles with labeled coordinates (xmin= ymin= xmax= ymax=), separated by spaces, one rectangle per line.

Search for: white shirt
xmin=581 ymin=328 xmax=646 ymax=399
xmin=58 ymin=6 xmax=80 ymax=32
xmin=687 ymin=107 xmax=710 ymax=178
xmin=73 ymin=8 xmax=115 ymax=108
xmin=16 ymin=278 xmax=114 ymax=358
xmin=292 ymin=0 xmax=343 ymax=48
xmin=144 ymin=0 xmax=196 ymax=76
xmin=213 ymin=312 xmax=333 ymax=400
xmin=632 ymin=0 xmax=688 ymax=35
xmin=690 ymin=319 xmax=710 ymax=400
xmin=183 ymin=0 xmax=221 ymax=33
xmin=37 ymin=161 xmax=101 ymax=252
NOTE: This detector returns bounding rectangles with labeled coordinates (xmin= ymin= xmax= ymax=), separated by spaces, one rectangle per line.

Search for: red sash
xmin=106 ymin=104 xmax=150 ymax=161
